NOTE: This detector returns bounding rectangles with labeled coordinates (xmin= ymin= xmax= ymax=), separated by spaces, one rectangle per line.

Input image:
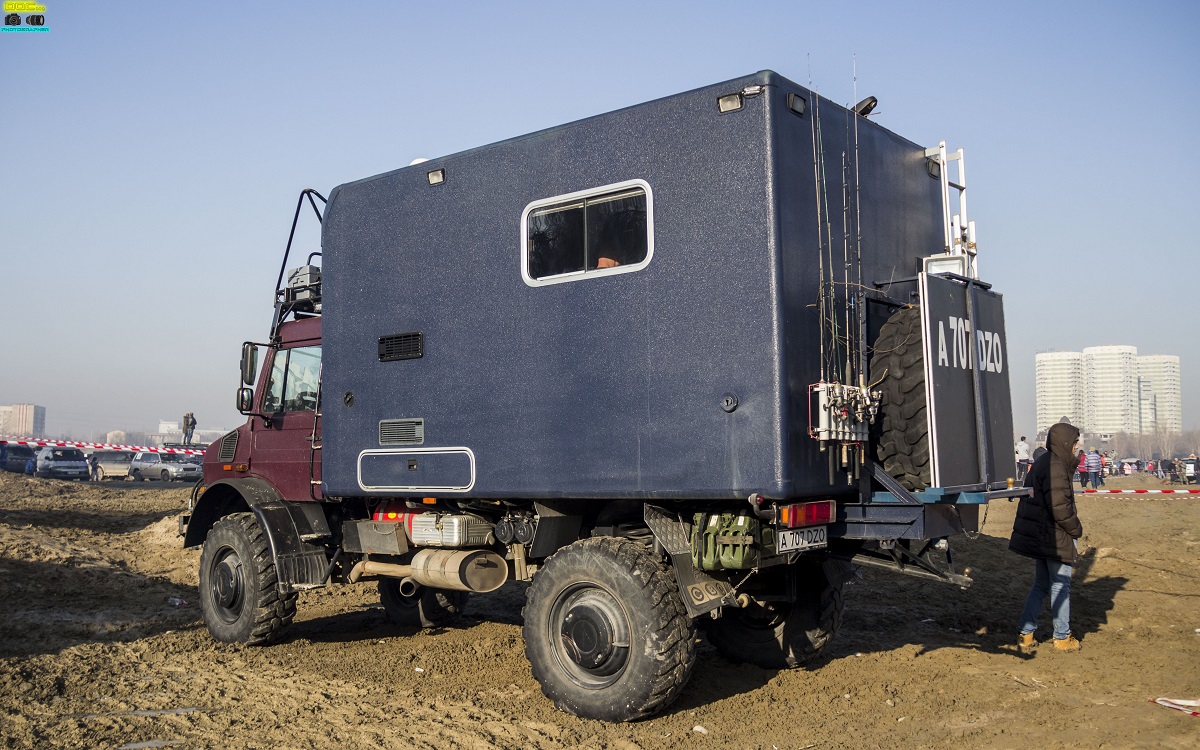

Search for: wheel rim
xmin=209 ymin=546 xmax=245 ymax=624
xmin=548 ymin=582 xmax=630 ymax=689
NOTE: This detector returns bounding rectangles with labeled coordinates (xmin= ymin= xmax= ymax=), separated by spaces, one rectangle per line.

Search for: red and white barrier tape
xmin=0 ymin=436 xmax=204 ymax=455
xmin=1081 ymin=488 xmax=1200 ymax=494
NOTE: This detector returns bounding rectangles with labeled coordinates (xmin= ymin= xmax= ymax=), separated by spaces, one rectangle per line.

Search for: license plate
xmin=777 ymin=526 xmax=828 ymax=552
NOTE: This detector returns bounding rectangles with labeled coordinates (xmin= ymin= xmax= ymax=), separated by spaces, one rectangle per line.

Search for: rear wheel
xmin=199 ymin=513 xmax=297 ymax=645
xmin=523 ymin=537 xmax=697 ymax=722
xmin=378 ymin=579 xmax=468 ymax=628
xmin=870 ymin=306 xmax=931 ymax=491
xmin=703 ymin=563 xmax=845 ymax=669
xmin=132 ymin=470 xmax=144 ymax=482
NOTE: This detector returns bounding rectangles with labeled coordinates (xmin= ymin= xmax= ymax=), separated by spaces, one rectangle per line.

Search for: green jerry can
xmin=691 ymin=511 xmax=775 ymax=571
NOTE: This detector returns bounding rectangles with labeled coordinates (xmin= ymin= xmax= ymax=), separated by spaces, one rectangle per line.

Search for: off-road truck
xmin=182 ymin=70 xmax=1022 ymax=721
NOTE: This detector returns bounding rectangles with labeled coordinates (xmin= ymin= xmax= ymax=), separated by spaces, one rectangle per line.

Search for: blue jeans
xmin=1018 ymin=558 xmax=1073 ymax=640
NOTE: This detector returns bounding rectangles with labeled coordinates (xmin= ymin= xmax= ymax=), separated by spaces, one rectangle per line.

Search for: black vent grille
xmin=217 ymin=431 xmax=239 ymax=462
xmin=378 ymin=332 xmax=423 ymax=362
xmin=379 ymin=419 xmax=425 ymax=446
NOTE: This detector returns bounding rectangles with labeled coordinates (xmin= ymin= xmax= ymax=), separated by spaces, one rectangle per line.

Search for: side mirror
xmin=236 ymin=387 xmax=254 ymax=414
xmin=241 ymin=343 xmax=259 ymax=385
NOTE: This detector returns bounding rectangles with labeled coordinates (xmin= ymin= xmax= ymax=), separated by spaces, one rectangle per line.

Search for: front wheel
xmin=703 ymin=562 xmax=846 ymax=669
xmin=161 ymin=470 xmax=171 ymax=483
xmin=523 ymin=537 xmax=697 ymax=722
xmin=199 ymin=513 xmax=297 ymax=645
xmin=378 ymin=579 xmax=467 ymax=628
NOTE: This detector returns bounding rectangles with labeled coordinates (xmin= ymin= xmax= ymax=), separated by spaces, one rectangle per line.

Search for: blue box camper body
xmin=319 ymin=70 xmax=944 ymax=501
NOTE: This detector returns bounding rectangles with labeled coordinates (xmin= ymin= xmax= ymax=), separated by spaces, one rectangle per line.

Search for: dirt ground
xmin=0 ymin=471 xmax=1196 ymax=750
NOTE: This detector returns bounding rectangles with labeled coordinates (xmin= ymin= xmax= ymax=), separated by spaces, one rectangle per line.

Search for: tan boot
xmin=1052 ymin=634 xmax=1081 ymax=652
xmin=1017 ymin=632 xmax=1038 ymax=652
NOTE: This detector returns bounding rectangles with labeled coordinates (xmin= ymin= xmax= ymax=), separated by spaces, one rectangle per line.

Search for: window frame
xmin=520 ymin=178 xmax=654 ymax=287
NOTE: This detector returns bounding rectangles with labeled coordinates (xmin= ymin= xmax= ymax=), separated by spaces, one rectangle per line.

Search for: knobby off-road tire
xmin=378 ymin=579 xmax=468 ymax=628
xmin=199 ymin=512 xmax=297 ymax=645
xmin=523 ymin=537 xmax=697 ymax=722
xmin=870 ymin=305 xmax=931 ymax=491
xmin=703 ymin=563 xmax=846 ymax=669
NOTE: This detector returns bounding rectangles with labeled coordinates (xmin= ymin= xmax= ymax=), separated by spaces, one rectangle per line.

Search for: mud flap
xmin=644 ymin=505 xmax=734 ymax=618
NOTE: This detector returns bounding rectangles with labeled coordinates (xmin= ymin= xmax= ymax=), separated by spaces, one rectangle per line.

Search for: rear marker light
xmin=779 ymin=500 xmax=835 ymax=528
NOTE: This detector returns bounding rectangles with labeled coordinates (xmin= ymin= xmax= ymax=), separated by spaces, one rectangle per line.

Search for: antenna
xmin=852 ymin=56 xmax=865 ymax=384
xmin=810 ymin=79 xmax=826 ymax=382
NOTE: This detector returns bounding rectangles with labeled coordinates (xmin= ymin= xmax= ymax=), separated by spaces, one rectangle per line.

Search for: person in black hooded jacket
xmin=1010 ymin=422 xmax=1084 ymax=652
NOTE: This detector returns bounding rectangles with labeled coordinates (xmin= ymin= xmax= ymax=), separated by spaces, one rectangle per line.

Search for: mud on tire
xmin=199 ymin=512 xmax=297 ymax=645
xmin=523 ymin=537 xmax=697 ymax=722
xmin=378 ymin=579 xmax=468 ymax=629
xmin=870 ymin=305 xmax=931 ymax=491
xmin=703 ymin=562 xmax=846 ymax=669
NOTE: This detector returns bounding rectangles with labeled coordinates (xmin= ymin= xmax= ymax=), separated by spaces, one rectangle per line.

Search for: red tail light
xmin=779 ymin=500 xmax=835 ymax=528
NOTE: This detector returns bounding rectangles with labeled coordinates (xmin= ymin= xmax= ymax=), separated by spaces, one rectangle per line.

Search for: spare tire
xmin=870 ymin=306 xmax=931 ymax=491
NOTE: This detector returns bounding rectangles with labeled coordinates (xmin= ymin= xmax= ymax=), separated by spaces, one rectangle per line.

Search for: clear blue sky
xmin=2 ymin=0 xmax=1198 ymax=439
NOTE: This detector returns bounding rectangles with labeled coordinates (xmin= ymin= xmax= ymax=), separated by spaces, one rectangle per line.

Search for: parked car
xmin=35 ymin=446 xmax=89 ymax=480
xmin=129 ymin=451 xmax=203 ymax=483
xmin=92 ymin=450 xmax=136 ymax=481
xmin=2 ymin=444 xmax=36 ymax=473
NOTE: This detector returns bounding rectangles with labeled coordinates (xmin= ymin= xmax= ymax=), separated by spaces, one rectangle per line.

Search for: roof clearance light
xmin=427 ymin=169 xmax=445 ymax=185
xmin=787 ymin=93 xmax=807 ymax=117
xmin=717 ymin=93 xmax=744 ymax=113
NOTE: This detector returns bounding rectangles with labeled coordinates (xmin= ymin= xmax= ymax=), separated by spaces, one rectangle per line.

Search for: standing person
xmin=1011 ymin=422 xmax=1084 ymax=652
xmin=88 ymin=452 xmax=99 ymax=481
xmin=1015 ymin=436 xmax=1030 ymax=482
xmin=183 ymin=412 xmax=196 ymax=445
xmin=1077 ymin=450 xmax=1089 ymax=489
xmin=1085 ymin=447 xmax=1103 ymax=489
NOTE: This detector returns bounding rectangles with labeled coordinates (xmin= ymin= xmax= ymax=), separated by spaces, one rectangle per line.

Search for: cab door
xmin=250 ymin=345 xmax=323 ymax=500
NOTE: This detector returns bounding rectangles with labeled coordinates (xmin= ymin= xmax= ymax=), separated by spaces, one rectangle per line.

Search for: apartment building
xmin=0 ymin=404 xmax=46 ymax=438
xmin=1035 ymin=352 xmax=1085 ymax=434
xmin=1137 ymin=354 xmax=1183 ymax=433
xmin=1035 ymin=348 xmax=1183 ymax=436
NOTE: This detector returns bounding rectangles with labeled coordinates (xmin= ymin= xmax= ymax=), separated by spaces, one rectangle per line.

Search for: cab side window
xmin=283 ymin=347 xmax=322 ymax=412
xmin=263 ymin=346 xmax=322 ymax=414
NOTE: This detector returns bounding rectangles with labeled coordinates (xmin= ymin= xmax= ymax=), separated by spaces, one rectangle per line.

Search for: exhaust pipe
xmin=348 ymin=549 xmax=507 ymax=593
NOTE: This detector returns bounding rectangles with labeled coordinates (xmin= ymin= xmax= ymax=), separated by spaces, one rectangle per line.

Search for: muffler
xmin=349 ymin=549 xmax=507 ymax=593
xmin=407 ymin=548 xmax=508 ymax=593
